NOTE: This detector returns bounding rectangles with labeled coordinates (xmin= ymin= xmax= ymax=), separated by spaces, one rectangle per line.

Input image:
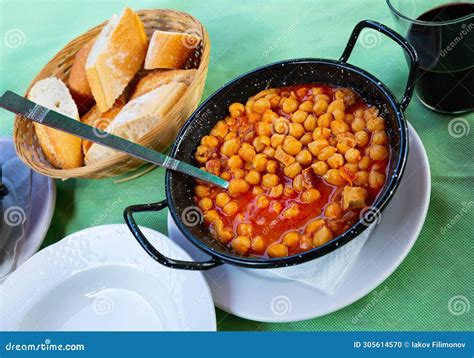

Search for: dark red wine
xmin=407 ymin=3 xmax=474 ymax=113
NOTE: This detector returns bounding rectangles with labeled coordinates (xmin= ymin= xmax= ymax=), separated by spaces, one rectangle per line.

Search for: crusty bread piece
xmin=86 ymin=7 xmax=147 ymax=112
xmin=144 ymin=30 xmax=201 ymax=70
xmin=85 ymin=82 xmax=187 ymax=165
xmin=131 ymin=69 xmax=196 ymax=99
xmin=27 ymin=77 xmax=83 ymax=169
xmin=80 ymin=95 xmax=127 ymax=154
xmin=68 ymin=38 xmax=95 ymax=98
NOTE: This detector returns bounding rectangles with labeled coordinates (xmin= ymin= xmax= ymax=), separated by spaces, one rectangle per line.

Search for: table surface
xmin=1 ymin=0 xmax=472 ymax=331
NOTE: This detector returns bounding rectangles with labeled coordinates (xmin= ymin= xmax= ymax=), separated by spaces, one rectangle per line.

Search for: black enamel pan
xmin=124 ymin=20 xmax=419 ymax=270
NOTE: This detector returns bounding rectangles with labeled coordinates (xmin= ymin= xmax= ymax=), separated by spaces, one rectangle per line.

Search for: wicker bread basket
xmin=13 ymin=9 xmax=210 ymax=179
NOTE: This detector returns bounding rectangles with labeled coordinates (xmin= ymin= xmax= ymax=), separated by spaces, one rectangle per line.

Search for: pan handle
xmin=124 ymin=199 xmax=223 ymax=270
xmin=339 ymin=20 xmax=419 ymax=111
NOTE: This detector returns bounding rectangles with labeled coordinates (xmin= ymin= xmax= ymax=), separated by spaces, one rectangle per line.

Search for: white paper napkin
xmin=259 ymin=224 xmax=376 ymax=294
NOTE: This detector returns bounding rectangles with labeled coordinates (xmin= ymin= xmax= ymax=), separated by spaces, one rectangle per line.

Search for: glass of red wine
xmin=387 ymin=0 xmax=474 ymax=113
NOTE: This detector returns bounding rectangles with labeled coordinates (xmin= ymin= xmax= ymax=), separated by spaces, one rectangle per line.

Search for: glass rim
xmin=386 ymin=0 xmax=474 ymax=26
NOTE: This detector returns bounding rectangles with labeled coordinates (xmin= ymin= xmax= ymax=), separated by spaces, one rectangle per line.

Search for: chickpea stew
xmin=193 ymin=84 xmax=390 ymax=258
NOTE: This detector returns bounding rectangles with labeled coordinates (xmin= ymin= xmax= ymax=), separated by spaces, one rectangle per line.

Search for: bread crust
xmin=131 ymin=69 xmax=196 ymax=99
xmin=86 ymin=8 xmax=147 ymax=112
xmin=144 ymin=30 xmax=201 ymax=70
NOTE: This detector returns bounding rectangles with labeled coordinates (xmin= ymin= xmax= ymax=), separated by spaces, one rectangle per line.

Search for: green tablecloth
xmin=1 ymin=0 xmax=472 ymax=331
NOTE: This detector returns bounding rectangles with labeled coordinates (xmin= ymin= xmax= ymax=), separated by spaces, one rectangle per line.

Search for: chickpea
xmin=252 ymin=98 xmax=271 ymax=114
xmin=228 ymin=155 xmax=243 ymax=170
xmin=351 ymin=117 xmax=366 ymax=132
xmin=301 ymin=188 xmax=321 ymax=203
xmin=314 ymin=93 xmax=330 ymax=102
xmin=234 ymin=168 xmax=245 ymax=179
xmin=359 ymin=156 xmax=372 ymax=170
xmin=354 ymin=170 xmax=369 ymax=186
xmin=270 ymin=201 xmax=284 ymax=215
xmin=215 ymin=192 xmax=231 ymax=208
xmin=355 ymin=131 xmax=370 ymax=147
xmin=284 ymin=185 xmax=295 ymax=196
xmin=313 ymin=127 xmax=332 ymax=139
xmin=223 ymin=201 xmax=239 ymax=215
xmin=293 ymin=174 xmax=304 ymax=192
xmin=256 ymin=194 xmax=270 ymax=209
xmin=344 ymin=113 xmax=355 ymax=124
xmin=263 ymin=147 xmax=276 ymax=158
xmin=283 ymin=136 xmax=302 ymax=156
xmin=266 ymin=160 xmax=278 ymax=173
xmin=198 ymin=197 xmax=213 ymax=211
xmin=195 ymin=185 xmax=210 ymax=198
xmin=256 ymin=121 xmax=272 ymax=136
xmin=262 ymin=173 xmax=279 ymax=188
xmin=204 ymin=209 xmax=220 ymax=224
xmin=210 ymin=120 xmax=229 ymax=139
xmin=221 ymin=171 xmax=232 ymax=181
xmin=366 ymin=116 xmax=385 ymax=132
xmin=237 ymin=223 xmax=253 ymax=237
xmin=231 ymin=236 xmax=251 ymax=254
xmin=317 ymin=146 xmax=337 ymax=161
xmin=312 ymin=160 xmax=329 ymax=176
xmin=284 ymin=162 xmax=302 ymax=179
xmin=224 ymin=131 xmax=237 ymax=141
xmin=239 ymin=142 xmax=256 ymax=162
xmin=296 ymin=149 xmax=312 ymax=166
xmin=201 ymin=135 xmax=219 ymax=148
xmin=300 ymin=132 xmax=313 ymax=146
xmin=317 ymin=113 xmax=333 ymax=128
xmin=369 ymin=170 xmax=385 ymax=188
xmin=251 ymin=236 xmax=265 ymax=253
xmin=299 ymin=234 xmax=313 ymax=250
xmin=369 ymin=144 xmax=389 ymax=161
xmin=336 ymin=135 xmax=356 ymax=154
xmin=252 ymin=185 xmax=264 ymax=195
xmin=228 ymin=178 xmax=250 ymax=197
xmin=195 ymin=145 xmax=211 ymax=163
xmin=267 ymin=243 xmax=289 ymax=258
xmin=308 ymin=138 xmax=329 ymax=156
xmin=372 ymin=130 xmax=388 ymax=145
xmin=271 ymin=133 xmax=286 ymax=148
xmin=283 ymin=203 xmax=300 ymax=218
xmin=283 ymin=231 xmax=300 ymax=247
xmin=327 ymin=99 xmax=345 ymax=113
xmin=253 ymin=135 xmax=271 ymax=152
xmin=324 ymin=169 xmax=346 ymax=186
xmin=325 ymin=202 xmax=342 ymax=219
xmin=345 ymin=148 xmax=361 ymax=163
xmin=245 ymin=169 xmax=261 ymax=185
xmin=331 ymin=120 xmax=350 ymax=135
xmin=313 ymin=99 xmax=329 ymax=116
xmin=289 ymin=123 xmax=305 ymax=138
xmin=299 ymin=100 xmax=313 ymax=112
xmin=274 ymin=117 xmax=290 ymax=134
xmin=253 ymin=153 xmax=268 ymax=172
xmin=303 ymin=114 xmax=316 ymax=131
xmin=245 ymin=100 xmax=254 ymax=115
xmin=220 ymin=138 xmax=240 ymax=157
xmin=282 ymin=97 xmax=299 ymax=113
xmin=269 ymin=183 xmax=284 ymax=198
xmin=229 ymin=102 xmax=245 ymax=118
xmin=262 ymin=109 xmax=278 ymax=123
xmin=217 ymin=228 xmax=234 ymax=244
xmin=305 ymin=219 xmax=325 ymax=234
xmin=333 ymin=109 xmax=345 ymax=121
xmin=313 ymin=226 xmax=333 ymax=247
xmin=344 ymin=162 xmax=359 ymax=173
xmin=291 ymin=109 xmax=309 ymax=124
xmin=327 ymin=153 xmax=345 ymax=169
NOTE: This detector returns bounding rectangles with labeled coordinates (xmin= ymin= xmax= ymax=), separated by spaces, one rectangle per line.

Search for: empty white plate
xmin=0 ymin=224 xmax=216 ymax=331
xmin=168 ymin=124 xmax=431 ymax=322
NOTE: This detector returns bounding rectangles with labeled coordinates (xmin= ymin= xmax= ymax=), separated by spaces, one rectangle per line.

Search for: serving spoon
xmin=0 ymin=91 xmax=229 ymax=189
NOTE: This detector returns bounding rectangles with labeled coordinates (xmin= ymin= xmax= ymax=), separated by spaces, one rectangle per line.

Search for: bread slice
xmin=131 ymin=69 xmax=196 ymax=99
xmin=86 ymin=7 xmax=147 ymax=112
xmin=144 ymin=30 xmax=201 ymax=70
xmin=85 ymin=82 xmax=187 ymax=165
xmin=80 ymin=95 xmax=127 ymax=154
xmin=68 ymin=38 xmax=95 ymax=98
xmin=27 ymin=77 xmax=83 ymax=169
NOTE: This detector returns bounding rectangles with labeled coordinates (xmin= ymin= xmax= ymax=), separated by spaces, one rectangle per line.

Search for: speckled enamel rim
xmin=125 ymin=20 xmax=418 ymax=270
